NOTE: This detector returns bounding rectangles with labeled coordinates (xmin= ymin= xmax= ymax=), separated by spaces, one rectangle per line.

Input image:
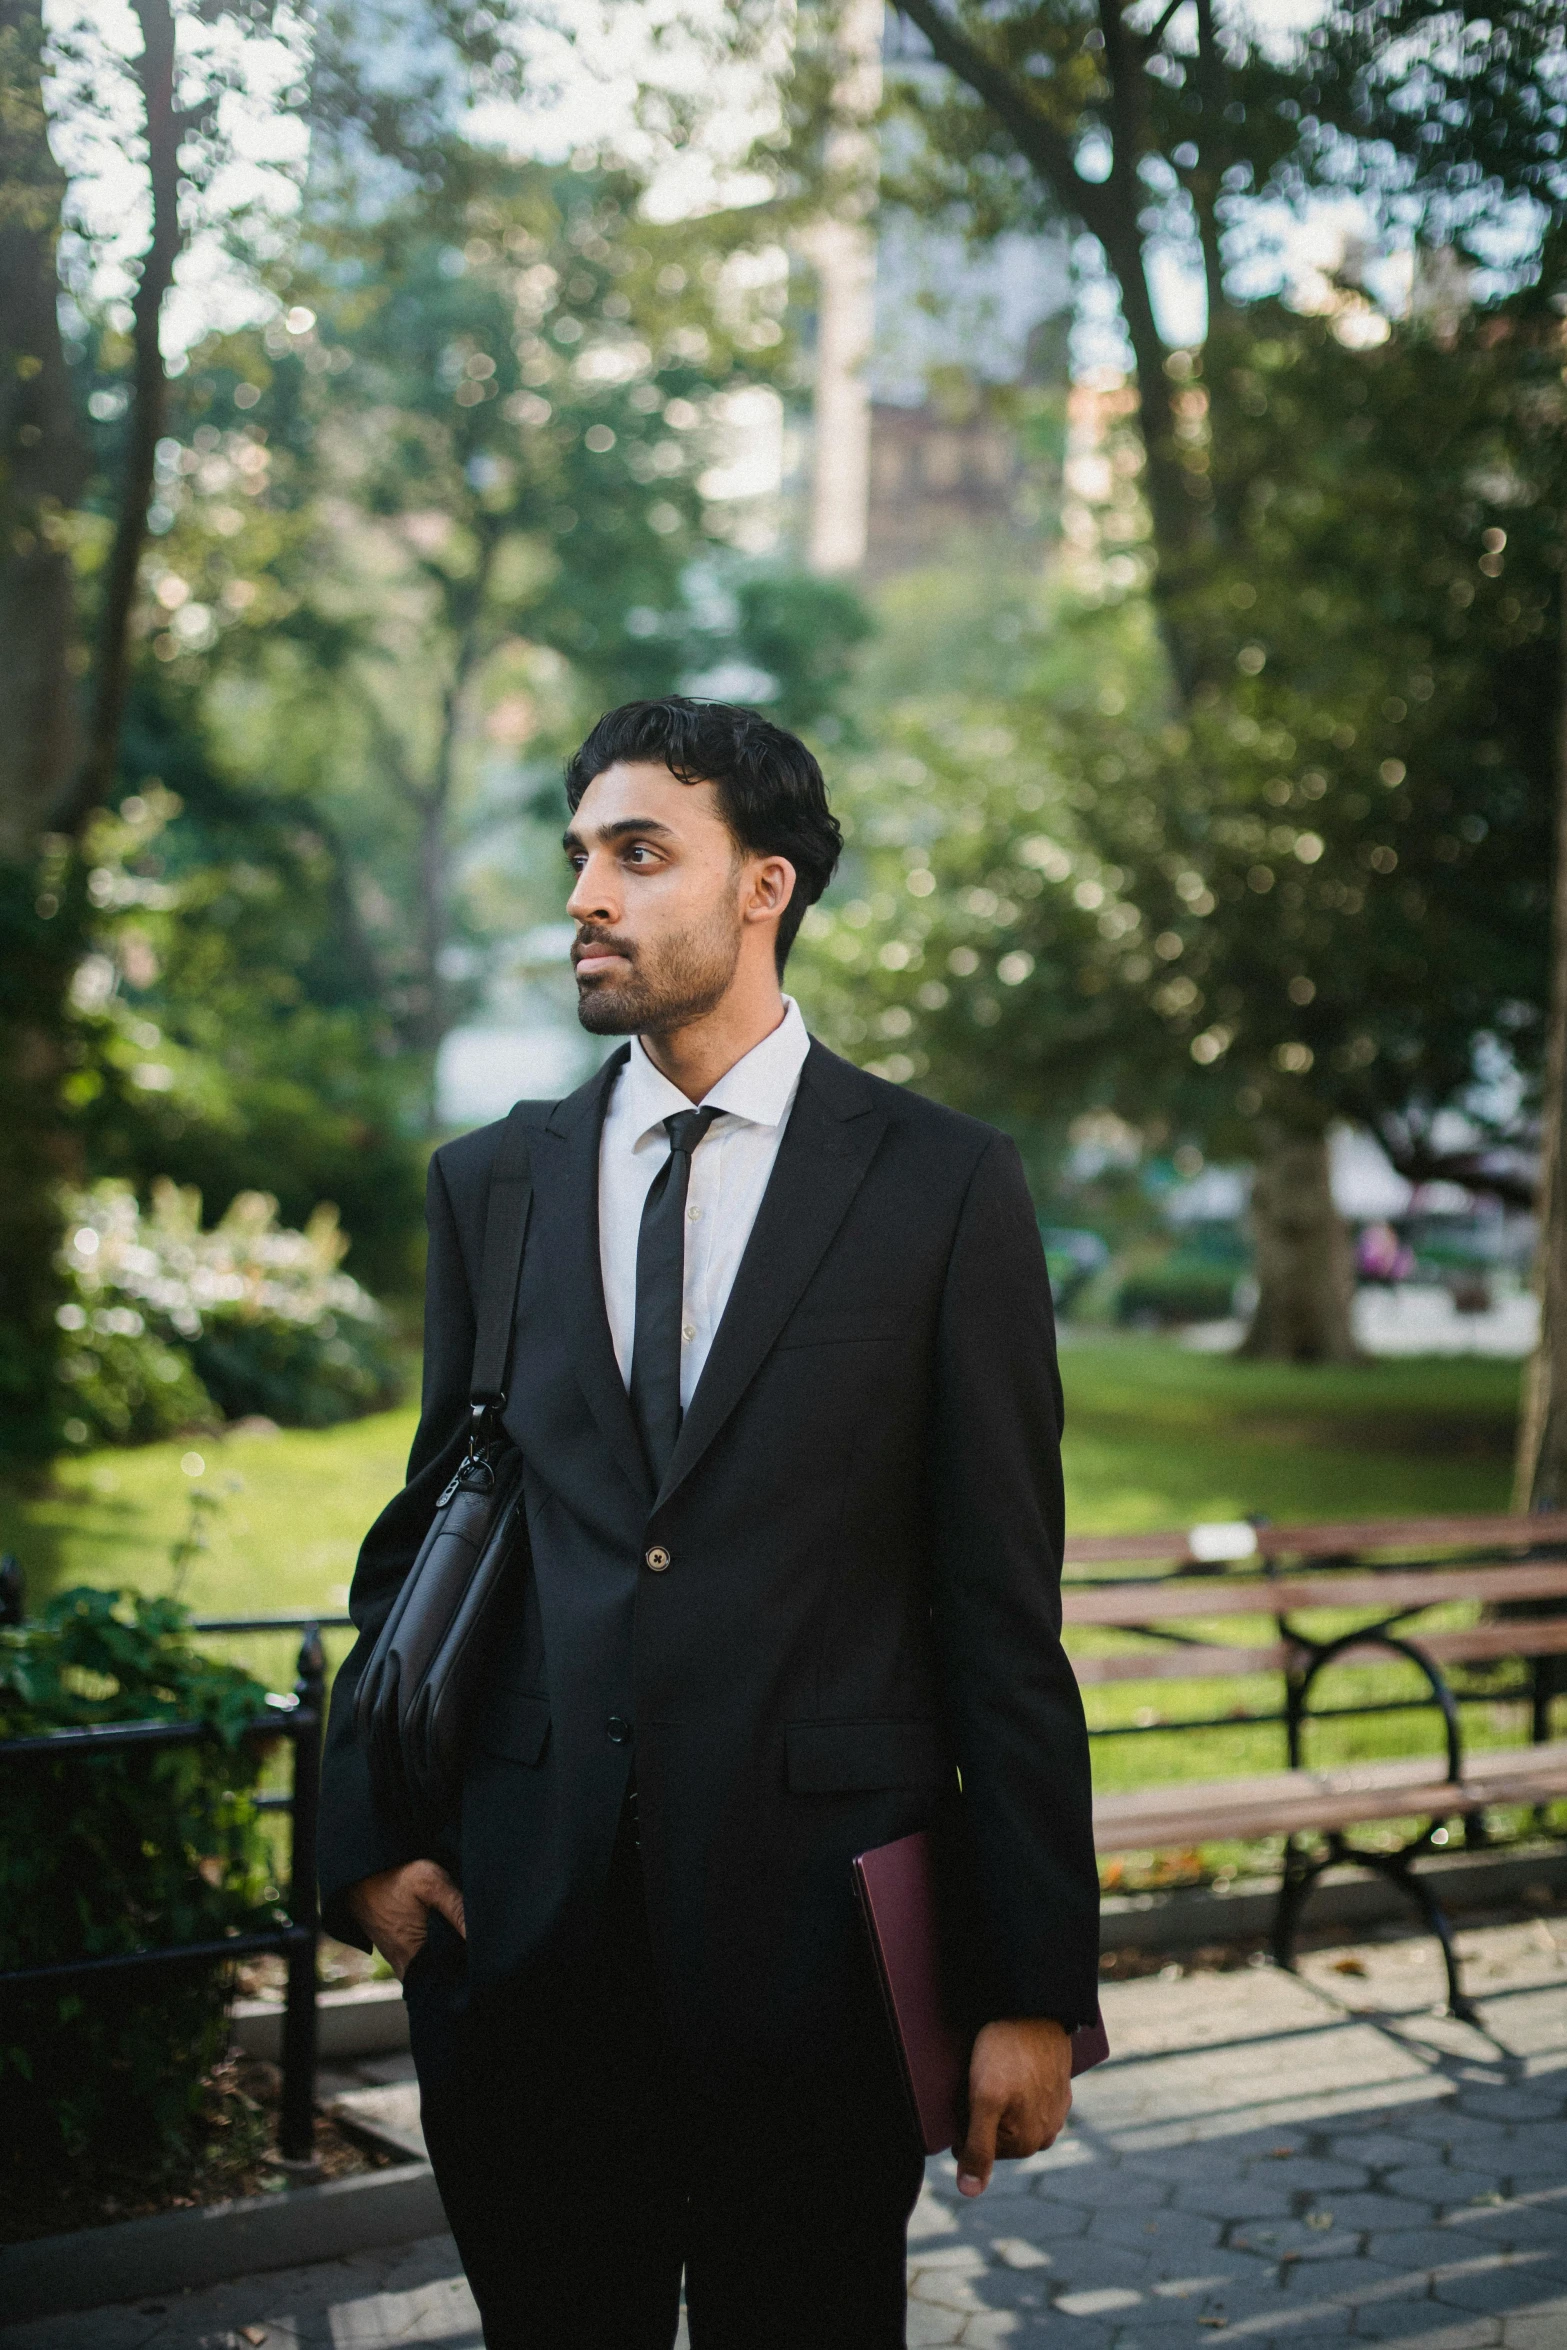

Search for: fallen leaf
xmin=1199 ymin=2318 xmax=1227 ymax=2330
xmin=1331 ymin=1957 xmax=1368 ymax=1976
xmin=240 ymin=2331 xmax=268 ymax=2347
xmin=1265 ymin=2145 xmax=1297 ymax=2159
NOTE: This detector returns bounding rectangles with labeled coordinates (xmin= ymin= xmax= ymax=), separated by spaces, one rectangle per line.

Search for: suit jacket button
xmin=644 ymin=1546 xmax=671 ymax=1572
xmin=606 ymin=1715 xmax=632 ymax=1745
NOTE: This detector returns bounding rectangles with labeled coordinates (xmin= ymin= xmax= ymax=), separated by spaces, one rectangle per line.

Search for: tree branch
xmin=890 ymin=0 xmax=1117 ymax=248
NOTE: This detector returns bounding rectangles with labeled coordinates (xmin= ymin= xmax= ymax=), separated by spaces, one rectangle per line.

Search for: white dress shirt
xmin=598 ymin=996 xmax=811 ymax=1411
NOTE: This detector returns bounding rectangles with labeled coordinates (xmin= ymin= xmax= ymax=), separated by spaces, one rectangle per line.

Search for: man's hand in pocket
xmin=348 ymin=1860 xmax=466 ymax=1981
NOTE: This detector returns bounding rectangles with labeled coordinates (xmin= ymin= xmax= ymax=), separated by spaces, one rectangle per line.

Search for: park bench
xmin=1061 ymin=1511 xmax=1567 ymax=2020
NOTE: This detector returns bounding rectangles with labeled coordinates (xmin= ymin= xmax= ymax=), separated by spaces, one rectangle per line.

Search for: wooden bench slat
xmin=1062 ymin=1558 xmax=1567 ymax=1627
xmin=1092 ymin=1740 xmax=1567 ymax=1853
xmin=1071 ymin=1641 xmax=1290 ymax=1685
xmin=1421 ymin=1619 xmax=1567 ymax=1667
xmin=1065 ymin=1617 xmax=1567 ymax=1686
xmin=1064 ymin=1510 xmax=1567 ymax=1569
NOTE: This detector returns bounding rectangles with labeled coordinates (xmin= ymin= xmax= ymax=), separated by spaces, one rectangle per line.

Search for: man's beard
xmin=574 ymin=904 xmax=743 ymax=1036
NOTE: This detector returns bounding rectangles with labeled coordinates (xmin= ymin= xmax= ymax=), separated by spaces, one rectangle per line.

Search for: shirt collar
xmin=619 ymin=997 xmax=810 ymax=1148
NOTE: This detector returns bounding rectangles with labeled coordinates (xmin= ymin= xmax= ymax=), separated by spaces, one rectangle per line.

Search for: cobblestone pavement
xmin=5 ymin=1916 xmax=1563 ymax=2350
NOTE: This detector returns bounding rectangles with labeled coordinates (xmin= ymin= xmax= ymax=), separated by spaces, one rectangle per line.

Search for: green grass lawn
xmin=3 ymin=1338 xmax=1547 ymax=1847
xmin=0 ymin=1409 xmax=419 ymax=1695
xmin=1059 ymin=1333 xmax=1519 ymax=1531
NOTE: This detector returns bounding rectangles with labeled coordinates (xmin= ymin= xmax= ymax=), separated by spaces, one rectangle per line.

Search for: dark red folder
xmin=853 ymin=1829 xmax=1109 ymax=2156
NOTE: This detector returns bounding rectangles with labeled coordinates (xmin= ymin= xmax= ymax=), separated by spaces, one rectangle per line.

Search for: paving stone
xmin=1237 ymin=2156 xmax=1371 ymax=2195
xmin=1427 ymin=2255 xmax=1567 ymax=2315
xmin=906 ymin=2299 xmax=966 ymax=2345
xmin=8 ymin=1922 xmax=1564 ymax=2350
xmin=1384 ymin=2166 xmax=1514 ymax=2210
xmin=1349 ymin=2308 xmax=1502 ymax=2346
xmin=1309 ymin=2191 xmax=1441 ymax=2233
xmin=1325 ymin=2129 xmax=1442 ymax=2169
xmin=1499 ymin=2308 xmax=1567 ymax=2350
xmin=1036 ymin=2247 xmax=1163 ymax=2300
xmin=910 ymin=2267 xmax=995 ymax=2315
xmin=1364 ymin=2230 xmax=1489 ymax=2279
xmin=1173 ymin=2178 xmax=1297 ymax=2222
xmin=963 ymin=2314 xmax=1039 ymax=2347
xmin=1029 ymin=2164 xmax=1158 ymax=2212
xmin=1081 ymin=2207 xmax=1221 ymax=2256
xmin=1453 ymin=2086 xmax=1567 ymax=2125
xmin=989 ymin=2200 xmax=1096 ymax=2243
xmin=1052 ymin=2284 xmax=1146 ymax=2317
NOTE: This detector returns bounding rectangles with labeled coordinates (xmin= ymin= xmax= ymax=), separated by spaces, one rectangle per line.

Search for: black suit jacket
xmin=319 ymin=1039 xmax=1098 ymax=2101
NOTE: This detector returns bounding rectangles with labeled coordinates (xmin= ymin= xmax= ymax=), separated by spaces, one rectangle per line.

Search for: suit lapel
xmin=655 ymin=1043 xmax=888 ymax=1510
xmin=527 ymin=1046 xmax=653 ymax=1507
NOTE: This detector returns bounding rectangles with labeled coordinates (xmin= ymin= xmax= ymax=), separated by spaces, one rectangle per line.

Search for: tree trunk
xmin=1514 ymin=584 xmax=1567 ymax=1510
xmin=1240 ymin=1124 xmax=1359 ymax=1364
xmin=890 ymin=0 xmax=1211 ymax=698
xmin=0 ymin=0 xmax=85 ymax=855
xmin=0 ymin=0 xmax=183 ymax=1468
xmin=0 ymin=0 xmax=89 ymax=1470
xmin=804 ymin=0 xmax=881 ymax=576
xmin=61 ymin=0 xmax=182 ymax=830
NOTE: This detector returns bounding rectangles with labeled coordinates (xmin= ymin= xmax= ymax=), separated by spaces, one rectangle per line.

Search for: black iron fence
xmin=0 ymin=1592 xmax=352 ymax=2164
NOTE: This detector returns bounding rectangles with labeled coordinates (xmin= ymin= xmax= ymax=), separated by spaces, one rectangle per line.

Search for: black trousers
xmin=405 ymin=1813 xmax=925 ymax=2350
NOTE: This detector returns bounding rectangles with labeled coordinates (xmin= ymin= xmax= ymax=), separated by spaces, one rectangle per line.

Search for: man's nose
xmin=567 ymin=853 xmax=616 ymax=923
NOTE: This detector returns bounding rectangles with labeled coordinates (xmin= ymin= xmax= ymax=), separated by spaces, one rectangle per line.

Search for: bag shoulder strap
xmin=469 ymin=1099 xmax=544 ymax=1408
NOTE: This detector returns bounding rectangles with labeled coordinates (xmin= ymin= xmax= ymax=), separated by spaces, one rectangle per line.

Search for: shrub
xmin=1116 ymin=1258 xmax=1244 ymax=1328
xmin=56 ymin=1180 xmax=401 ymax=1444
xmin=0 ymin=1587 xmax=278 ymax=2190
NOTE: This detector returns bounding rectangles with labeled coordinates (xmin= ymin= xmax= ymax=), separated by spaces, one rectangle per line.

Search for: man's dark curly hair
xmin=563 ymin=698 xmax=843 ymax=974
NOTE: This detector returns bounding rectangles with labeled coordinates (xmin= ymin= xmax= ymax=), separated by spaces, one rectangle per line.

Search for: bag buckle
xmin=439 ymin=1401 xmax=502 ymax=1503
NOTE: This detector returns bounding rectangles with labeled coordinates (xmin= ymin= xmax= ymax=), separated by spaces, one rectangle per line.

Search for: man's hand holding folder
xmin=954 ymin=2017 xmax=1074 ymax=2196
xmin=854 ymin=1830 xmax=1109 ymax=2192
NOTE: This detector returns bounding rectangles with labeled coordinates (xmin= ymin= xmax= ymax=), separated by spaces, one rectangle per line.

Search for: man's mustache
xmin=571 ymin=927 xmax=637 ymax=970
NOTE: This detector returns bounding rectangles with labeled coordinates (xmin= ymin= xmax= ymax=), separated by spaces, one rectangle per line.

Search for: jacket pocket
xmin=774 ymin=1308 xmax=908 ymax=1351
xmin=786 ymin=1717 xmax=953 ymax=1794
xmin=474 ymin=1689 xmax=551 ymax=1766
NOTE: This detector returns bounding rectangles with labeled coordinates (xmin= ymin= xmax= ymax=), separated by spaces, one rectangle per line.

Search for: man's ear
xmin=745 ymin=855 xmax=797 ymax=923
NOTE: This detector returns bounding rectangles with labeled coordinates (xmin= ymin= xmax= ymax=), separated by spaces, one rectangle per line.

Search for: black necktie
xmin=630 ymin=1106 xmax=721 ymax=1482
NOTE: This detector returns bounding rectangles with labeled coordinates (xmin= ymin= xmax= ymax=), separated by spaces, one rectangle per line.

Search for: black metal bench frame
xmin=1072 ymin=1534 xmax=1567 ymax=2019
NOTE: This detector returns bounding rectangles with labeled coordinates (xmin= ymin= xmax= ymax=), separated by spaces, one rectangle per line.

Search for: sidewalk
xmin=4 ymin=1916 xmax=1563 ymax=2349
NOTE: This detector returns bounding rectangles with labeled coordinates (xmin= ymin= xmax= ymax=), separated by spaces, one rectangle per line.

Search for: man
xmin=319 ymin=698 xmax=1099 ymax=2349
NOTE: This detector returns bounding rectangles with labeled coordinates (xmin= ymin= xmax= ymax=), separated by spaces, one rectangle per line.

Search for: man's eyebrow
xmin=561 ymin=816 xmax=676 ymax=851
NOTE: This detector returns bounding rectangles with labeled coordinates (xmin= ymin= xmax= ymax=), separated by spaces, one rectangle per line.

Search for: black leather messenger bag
xmin=354 ymin=1102 xmax=536 ymax=1816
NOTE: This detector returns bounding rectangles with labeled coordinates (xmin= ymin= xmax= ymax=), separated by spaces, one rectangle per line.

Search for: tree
xmin=137 ymin=158 xmax=790 ymax=1112
xmin=770 ymin=1 xmax=1565 ymax=1357
xmin=796 ymin=300 xmax=1563 ymax=1359
xmin=0 ymin=0 xmax=412 ymax=1459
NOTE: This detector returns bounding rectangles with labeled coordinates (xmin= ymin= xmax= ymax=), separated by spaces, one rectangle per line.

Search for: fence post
xmin=278 ymin=1622 xmax=324 ymax=2165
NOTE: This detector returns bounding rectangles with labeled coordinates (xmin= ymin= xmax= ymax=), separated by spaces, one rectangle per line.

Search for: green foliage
xmin=191 ymin=1315 xmax=397 ymax=1429
xmin=56 ymin=1179 xmax=399 ymax=1447
xmin=1115 ymin=1258 xmax=1243 ymax=1331
xmin=72 ymin=686 xmax=428 ymax=1300
xmin=55 ymin=1320 xmax=214 ymax=1449
xmin=795 ymin=299 xmax=1561 ymax=1184
xmin=0 ymin=1587 xmax=276 ymax=2182
xmin=138 ymin=158 xmax=792 ymax=1066
xmin=730 ymin=568 xmax=876 ymax=734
